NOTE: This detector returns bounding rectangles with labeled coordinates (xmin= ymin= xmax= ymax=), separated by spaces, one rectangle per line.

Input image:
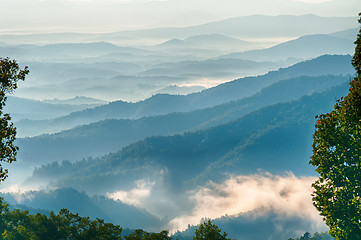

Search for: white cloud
xmin=107 ymin=179 xmax=155 ymax=205
xmin=0 ymin=184 xmax=39 ymax=197
xmin=168 ymin=173 xmax=324 ymax=232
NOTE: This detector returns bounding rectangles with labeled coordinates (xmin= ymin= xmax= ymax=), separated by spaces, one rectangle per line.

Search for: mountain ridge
xmin=221 ymin=34 xmax=354 ymax=61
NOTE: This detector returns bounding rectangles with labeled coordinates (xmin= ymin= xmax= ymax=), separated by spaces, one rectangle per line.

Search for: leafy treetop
xmin=192 ymin=220 xmax=230 ymax=240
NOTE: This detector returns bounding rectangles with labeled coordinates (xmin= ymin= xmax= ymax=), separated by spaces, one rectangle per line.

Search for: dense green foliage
xmin=0 ymin=58 xmax=28 ymax=181
xmin=192 ymin=220 xmax=230 ymax=240
xmin=309 ymin=13 xmax=361 ymax=239
xmin=124 ymin=229 xmax=170 ymax=240
xmin=288 ymin=232 xmax=334 ymax=240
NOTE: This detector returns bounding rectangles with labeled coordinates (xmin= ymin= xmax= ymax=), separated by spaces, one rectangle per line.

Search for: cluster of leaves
xmin=309 ymin=13 xmax=361 ymax=239
xmin=0 ymin=58 xmax=28 ymax=181
xmin=192 ymin=220 xmax=230 ymax=240
xmin=124 ymin=229 xmax=171 ymax=240
xmin=288 ymin=232 xmax=334 ymax=240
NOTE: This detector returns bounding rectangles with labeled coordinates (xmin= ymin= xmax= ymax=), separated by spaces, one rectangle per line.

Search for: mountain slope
xmin=329 ymin=27 xmax=358 ymax=41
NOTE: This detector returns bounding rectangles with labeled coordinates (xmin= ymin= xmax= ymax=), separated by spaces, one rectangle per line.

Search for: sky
xmin=0 ymin=0 xmax=359 ymax=33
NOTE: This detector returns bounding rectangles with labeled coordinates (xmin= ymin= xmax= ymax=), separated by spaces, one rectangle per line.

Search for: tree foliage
xmin=288 ymin=232 xmax=334 ymax=240
xmin=192 ymin=220 xmax=230 ymax=240
xmin=124 ymin=229 xmax=171 ymax=240
xmin=0 ymin=57 xmax=28 ymax=181
xmin=309 ymin=13 xmax=361 ymax=239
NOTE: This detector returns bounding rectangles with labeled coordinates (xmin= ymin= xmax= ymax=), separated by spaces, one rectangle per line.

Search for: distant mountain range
xmin=152 ymin=34 xmax=262 ymax=53
xmin=1 ymin=26 xmax=353 ymax=105
xmin=1 ymin=16 xmax=356 ymax=105
xmin=42 ymin=96 xmax=107 ymax=105
xmin=14 ymin=55 xmax=354 ymax=137
xmin=5 ymin=96 xmax=106 ymax=121
xmin=3 ymin=28 xmax=354 ymax=63
xmin=0 ymin=15 xmax=357 ymax=45
xmin=93 ymin=14 xmax=358 ymax=44
xmin=0 ymin=42 xmax=151 ymax=62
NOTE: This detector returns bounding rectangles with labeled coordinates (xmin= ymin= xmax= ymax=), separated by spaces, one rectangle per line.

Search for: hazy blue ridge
xmin=151 ymin=34 xmax=261 ymax=53
xmin=221 ymin=34 xmax=354 ymax=61
xmin=0 ymin=42 xmax=153 ymax=60
xmin=329 ymin=27 xmax=358 ymax=41
xmin=4 ymin=96 xmax=104 ymax=121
